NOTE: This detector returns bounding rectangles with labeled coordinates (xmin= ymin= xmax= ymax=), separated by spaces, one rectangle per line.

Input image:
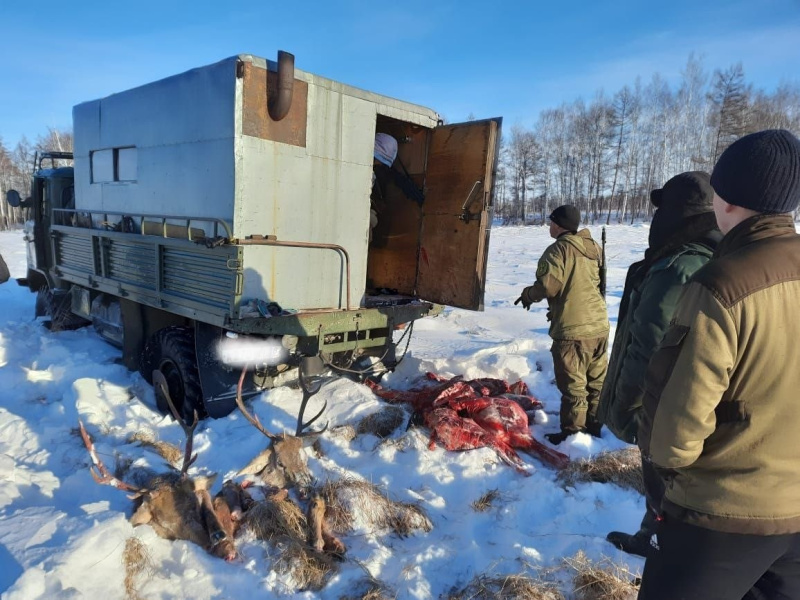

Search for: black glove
xmin=514 ymin=295 xmax=531 ymax=310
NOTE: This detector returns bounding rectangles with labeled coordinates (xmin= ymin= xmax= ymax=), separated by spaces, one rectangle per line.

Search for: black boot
xmin=606 ymin=530 xmax=653 ymax=558
xmin=586 ymin=421 xmax=603 ymax=438
xmin=545 ymin=430 xmax=573 ymax=445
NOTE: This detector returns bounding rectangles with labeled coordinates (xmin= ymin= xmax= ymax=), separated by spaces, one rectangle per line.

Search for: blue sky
xmin=1 ymin=0 xmax=799 ymax=148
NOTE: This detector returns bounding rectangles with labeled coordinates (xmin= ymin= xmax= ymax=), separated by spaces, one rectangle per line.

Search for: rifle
xmin=600 ymin=226 xmax=607 ymax=299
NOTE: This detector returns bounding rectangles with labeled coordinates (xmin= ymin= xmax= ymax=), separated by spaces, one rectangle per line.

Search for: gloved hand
xmin=514 ymin=295 xmax=531 ymax=310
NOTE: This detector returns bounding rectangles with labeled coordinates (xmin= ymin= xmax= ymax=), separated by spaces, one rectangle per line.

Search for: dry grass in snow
xmin=557 ymin=448 xmax=644 ymax=494
xmin=320 ymin=477 xmax=432 ymax=536
xmin=357 ymin=406 xmax=407 ymax=439
xmin=448 ymin=571 xmax=565 ymax=600
xmin=564 ymin=551 xmax=640 ymax=600
xmin=122 ymin=537 xmax=154 ymax=600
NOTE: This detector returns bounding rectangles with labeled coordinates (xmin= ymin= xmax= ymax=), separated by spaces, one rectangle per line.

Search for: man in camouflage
xmin=637 ymin=129 xmax=800 ymax=599
xmin=516 ymin=205 xmax=609 ymax=445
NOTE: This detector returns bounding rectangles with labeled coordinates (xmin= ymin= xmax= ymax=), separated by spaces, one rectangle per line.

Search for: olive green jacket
xmin=641 ymin=214 xmax=800 ymax=535
xmin=521 ymin=229 xmax=608 ymax=340
xmin=598 ymin=239 xmax=717 ymax=444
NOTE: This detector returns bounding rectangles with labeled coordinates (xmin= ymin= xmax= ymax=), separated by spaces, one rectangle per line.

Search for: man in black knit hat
xmin=637 ymin=129 xmax=800 ymax=599
xmin=598 ymin=171 xmax=722 ymax=558
xmin=515 ymin=205 xmax=609 ymax=444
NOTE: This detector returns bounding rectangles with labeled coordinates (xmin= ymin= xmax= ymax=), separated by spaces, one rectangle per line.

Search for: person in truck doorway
xmin=369 ymin=133 xmax=398 ymax=243
xmin=515 ymin=205 xmax=609 ymax=445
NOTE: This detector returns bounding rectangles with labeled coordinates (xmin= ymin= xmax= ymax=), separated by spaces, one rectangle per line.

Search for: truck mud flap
xmin=195 ymin=321 xmax=259 ymax=418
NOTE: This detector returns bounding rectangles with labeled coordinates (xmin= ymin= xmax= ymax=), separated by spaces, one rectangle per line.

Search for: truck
xmin=5 ymin=51 xmax=501 ymax=431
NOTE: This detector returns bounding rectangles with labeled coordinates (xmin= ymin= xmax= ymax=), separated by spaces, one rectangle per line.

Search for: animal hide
xmin=365 ymin=373 xmax=569 ymax=473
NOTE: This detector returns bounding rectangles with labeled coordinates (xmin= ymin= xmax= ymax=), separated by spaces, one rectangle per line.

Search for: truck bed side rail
xmin=50 ymin=209 xmax=240 ymax=326
xmin=52 ymin=208 xmax=233 ymax=241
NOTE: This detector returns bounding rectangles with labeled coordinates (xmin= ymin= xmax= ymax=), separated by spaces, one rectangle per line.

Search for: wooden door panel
xmin=417 ymin=118 xmax=500 ymax=310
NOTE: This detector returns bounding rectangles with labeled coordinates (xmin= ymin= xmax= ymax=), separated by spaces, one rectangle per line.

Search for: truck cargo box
xmin=71 ymin=53 xmax=499 ymax=313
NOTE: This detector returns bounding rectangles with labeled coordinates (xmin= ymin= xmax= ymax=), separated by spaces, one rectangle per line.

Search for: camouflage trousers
xmin=551 ymin=336 xmax=608 ymax=433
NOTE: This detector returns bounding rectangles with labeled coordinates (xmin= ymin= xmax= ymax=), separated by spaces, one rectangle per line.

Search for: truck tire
xmin=144 ymin=326 xmax=206 ymax=420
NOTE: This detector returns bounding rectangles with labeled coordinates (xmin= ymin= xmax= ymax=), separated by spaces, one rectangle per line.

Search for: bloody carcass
xmin=365 ymin=373 xmax=569 ymax=473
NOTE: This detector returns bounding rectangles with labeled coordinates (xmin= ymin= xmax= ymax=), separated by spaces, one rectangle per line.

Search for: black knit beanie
xmin=710 ymin=129 xmax=800 ymax=214
xmin=549 ymin=205 xmax=580 ymax=232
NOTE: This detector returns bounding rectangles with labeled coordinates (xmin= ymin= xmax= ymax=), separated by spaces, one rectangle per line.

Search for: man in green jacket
xmin=516 ymin=205 xmax=609 ymax=445
xmin=637 ymin=129 xmax=800 ymax=600
xmin=598 ymin=172 xmax=721 ymax=557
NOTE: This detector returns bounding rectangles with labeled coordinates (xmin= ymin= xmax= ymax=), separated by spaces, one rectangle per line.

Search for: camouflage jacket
xmin=521 ymin=229 xmax=608 ymax=340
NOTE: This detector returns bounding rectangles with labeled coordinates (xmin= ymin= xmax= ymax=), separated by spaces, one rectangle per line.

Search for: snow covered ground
xmin=0 ymin=223 xmax=652 ymax=599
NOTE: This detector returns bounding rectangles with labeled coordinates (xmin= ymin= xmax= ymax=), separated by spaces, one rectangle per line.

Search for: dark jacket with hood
xmin=598 ymin=172 xmax=722 ymax=444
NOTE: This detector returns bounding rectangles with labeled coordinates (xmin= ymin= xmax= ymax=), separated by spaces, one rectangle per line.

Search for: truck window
xmin=91 ymin=150 xmax=115 ymax=183
xmin=91 ymin=147 xmax=138 ymax=183
xmin=62 ymin=186 xmax=75 ymax=209
xmin=117 ymin=148 xmax=137 ymax=181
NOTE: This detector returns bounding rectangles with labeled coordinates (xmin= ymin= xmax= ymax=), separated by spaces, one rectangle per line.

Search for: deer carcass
xmin=234 ymin=367 xmax=346 ymax=555
xmin=78 ymin=371 xmax=241 ymax=560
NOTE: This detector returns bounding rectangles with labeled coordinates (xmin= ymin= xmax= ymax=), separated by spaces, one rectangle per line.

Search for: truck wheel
xmin=144 ymin=326 xmax=206 ymax=420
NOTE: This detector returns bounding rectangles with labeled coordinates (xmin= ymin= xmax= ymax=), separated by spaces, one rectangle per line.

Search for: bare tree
xmin=676 ymin=54 xmax=711 ymax=172
xmin=607 ymin=86 xmax=639 ymax=224
xmin=749 ymin=82 xmax=800 ymax=132
xmin=506 ymin=125 xmax=538 ymax=223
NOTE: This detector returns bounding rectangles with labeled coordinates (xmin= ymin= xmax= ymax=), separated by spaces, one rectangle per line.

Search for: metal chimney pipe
xmin=268 ymin=50 xmax=295 ymax=121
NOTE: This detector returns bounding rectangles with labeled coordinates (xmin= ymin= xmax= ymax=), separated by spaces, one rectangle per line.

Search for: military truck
xmin=6 ymin=51 xmax=501 ymax=429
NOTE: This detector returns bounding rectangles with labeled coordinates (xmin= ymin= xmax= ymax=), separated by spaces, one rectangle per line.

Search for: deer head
xmin=211 ymin=479 xmax=253 ymax=541
xmin=234 ymin=366 xmax=320 ymax=493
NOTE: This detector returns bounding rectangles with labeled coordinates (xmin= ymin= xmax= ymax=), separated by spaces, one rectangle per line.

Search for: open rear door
xmin=417 ymin=118 xmax=501 ymax=310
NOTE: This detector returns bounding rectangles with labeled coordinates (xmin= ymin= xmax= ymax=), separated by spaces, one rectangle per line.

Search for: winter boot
xmin=606 ymin=530 xmax=653 ymax=558
xmin=545 ymin=430 xmax=573 ymax=445
xmin=586 ymin=421 xmax=603 ymax=438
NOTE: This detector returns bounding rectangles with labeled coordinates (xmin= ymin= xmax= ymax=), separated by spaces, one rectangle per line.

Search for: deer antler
xmin=235 ymin=365 xmax=277 ymax=440
xmin=153 ymin=369 xmax=199 ymax=476
xmin=78 ymin=420 xmax=146 ymax=496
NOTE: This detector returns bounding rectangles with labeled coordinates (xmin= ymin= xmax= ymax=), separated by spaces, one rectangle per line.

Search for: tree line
xmin=0 ymin=129 xmax=73 ymax=230
xmin=494 ymin=55 xmax=800 ymax=225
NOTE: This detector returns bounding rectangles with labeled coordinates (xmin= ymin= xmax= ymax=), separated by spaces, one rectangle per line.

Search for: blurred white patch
xmin=24 ymin=367 xmax=56 ymax=382
xmin=80 ymin=501 xmax=110 ymax=515
xmin=215 ymin=336 xmax=288 ymax=367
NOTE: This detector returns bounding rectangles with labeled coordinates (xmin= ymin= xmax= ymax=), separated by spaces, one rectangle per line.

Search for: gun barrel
xmin=600 ymin=226 xmax=607 ymax=299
